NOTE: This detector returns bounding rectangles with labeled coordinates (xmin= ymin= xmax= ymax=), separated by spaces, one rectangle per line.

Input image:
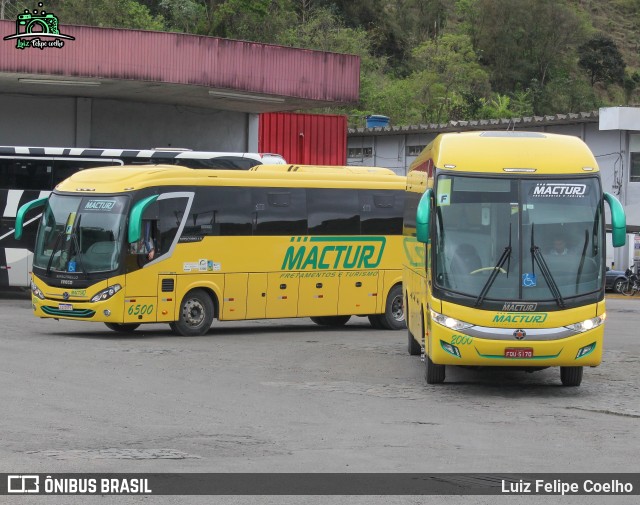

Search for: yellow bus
xmin=15 ymin=164 xmax=406 ymax=335
xmin=403 ymin=132 xmax=626 ymax=386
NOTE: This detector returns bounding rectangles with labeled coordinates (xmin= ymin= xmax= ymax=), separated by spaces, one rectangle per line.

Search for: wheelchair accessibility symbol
xmin=522 ymin=273 xmax=537 ymax=287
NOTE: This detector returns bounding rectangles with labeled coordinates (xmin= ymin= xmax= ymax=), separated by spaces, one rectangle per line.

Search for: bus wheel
xmin=171 ymin=289 xmax=214 ymax=336
xmin=310 ymin=316 xmax=351 ymax=326
xmin=368 ymin=315 xmax=384 ymax=329
xmin=375 ymin=285 xmax=406 ymax=330
xmin=425 ymin=355 xmax=445 ymax=384
xmin=560 ymin=366 xmax=583 ymax=387
xmin=408 ymin=329 xmax=421 ymax=355
xmin=105 ymin=323 xmax=140 ymax=333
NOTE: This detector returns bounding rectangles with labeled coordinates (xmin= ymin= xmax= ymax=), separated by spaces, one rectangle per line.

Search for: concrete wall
xmin=0 ymin=94 xmax=255 ymax=151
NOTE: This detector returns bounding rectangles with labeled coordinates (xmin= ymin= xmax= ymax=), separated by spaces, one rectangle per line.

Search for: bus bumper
xmin=30 ymin=276 xmax=128 ymax=324
xmin=429 ymin=324 xmax=603 ymax=367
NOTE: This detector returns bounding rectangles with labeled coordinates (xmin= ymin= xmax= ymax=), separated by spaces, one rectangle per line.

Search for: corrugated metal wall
xmin=259 ymin=112 xmax=347 ymax=165
xmin=0 ymin=21 xmax=360 ymax=103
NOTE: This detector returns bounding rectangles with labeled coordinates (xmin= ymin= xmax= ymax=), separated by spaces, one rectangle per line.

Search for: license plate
xmin=504 ymin=347 xmax=533 ymax=358
xmin=58 ymin=303 xmax=73 ymax=311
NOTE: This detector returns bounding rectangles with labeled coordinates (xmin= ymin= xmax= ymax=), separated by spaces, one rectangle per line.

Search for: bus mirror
xmin=604 ymin=192 xmax=626 ymax=247
xmin=128 ymin=195 xmax=159 ymax=243
xmin=14 ymin=197 xmax=48 ymax=240
xmin=416 ymin=189 xmax=433 ymax=244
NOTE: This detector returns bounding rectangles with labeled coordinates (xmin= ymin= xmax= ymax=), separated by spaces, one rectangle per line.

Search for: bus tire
xmin=408 ymin=329 xmax=421 ymax=355
xmin=171 ymin=289 xmax=214 ymax=336
xmin=310 ymin=316 xmax=351 ymax=327
xmin=105 ymin=323 xmax=140 ymax=333
xmin=425 ymin=355 xmax=445 ymax=384
xmin=377 ymin=284 xmax=406 ymax=330
xmin=560 ymin=366 xmax=583 ymax=387
xmin=368 ymin=315 xmax=384 ymax=329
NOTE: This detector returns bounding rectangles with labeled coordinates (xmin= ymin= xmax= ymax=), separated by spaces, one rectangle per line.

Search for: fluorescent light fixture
xmin=18 ymin=78 xmax=101 ymax=87
xmin=208 ymin=89 xmax=284 ymax=103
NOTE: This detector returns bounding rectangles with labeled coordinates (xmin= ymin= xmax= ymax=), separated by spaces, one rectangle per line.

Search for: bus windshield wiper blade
xmin=575 ymin=229 xmax=589 ymax=294
xmin=475 ymin=223 xmax=512 ymax=307
xmin=69 ymin=214 xmax=87 ymax=274
xmin=46 ymin=232 xmax=63 ymax=276
xmin=530 ymin=224 xmax=565 ymax=308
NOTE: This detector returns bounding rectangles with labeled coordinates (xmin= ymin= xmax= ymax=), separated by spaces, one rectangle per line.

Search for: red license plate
xmin=504 ymin=348 xmax=533 ymax=359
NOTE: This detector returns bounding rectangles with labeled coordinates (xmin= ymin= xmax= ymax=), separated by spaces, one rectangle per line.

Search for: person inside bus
xmin=132 ymin=220 xmax=157 ymax=265
xmin=449 ymin=243 xmax=482 ymax=276
xmin=549 ymin=236 xmax=571 ymax=256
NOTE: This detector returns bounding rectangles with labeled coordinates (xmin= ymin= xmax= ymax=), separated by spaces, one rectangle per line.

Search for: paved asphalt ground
xmin=0 ymin=291 xmax=638 ymax=504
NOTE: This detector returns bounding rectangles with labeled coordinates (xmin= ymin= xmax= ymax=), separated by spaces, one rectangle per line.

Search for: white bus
xmin=0 ymin=146 xmax=285 ymax=290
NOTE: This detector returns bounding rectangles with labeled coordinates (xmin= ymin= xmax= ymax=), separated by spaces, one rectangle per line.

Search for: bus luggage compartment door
xmin=156 ymin=275 xmax=177 ymax=322
xmin=246 ymin=273 xmax=267 ymax=319
xmin=297 ymin=275 xmax=339 ymax=317
xmin=338 ymin=271 xmax=380 ymax=315
xmin=266 ymin=273 xmax=299 ymax=319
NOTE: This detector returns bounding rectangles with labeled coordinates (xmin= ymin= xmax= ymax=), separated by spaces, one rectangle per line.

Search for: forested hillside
xmin=3 ymin=0 xmax=640 ymax=126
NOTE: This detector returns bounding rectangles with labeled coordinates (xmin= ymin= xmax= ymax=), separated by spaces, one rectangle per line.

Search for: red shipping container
xmin=259 ymin=112 xmax=347 ymax=165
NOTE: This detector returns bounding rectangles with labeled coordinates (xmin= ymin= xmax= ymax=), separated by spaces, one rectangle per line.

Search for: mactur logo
xmin=3 ymin=2 xmax=75 ymax=50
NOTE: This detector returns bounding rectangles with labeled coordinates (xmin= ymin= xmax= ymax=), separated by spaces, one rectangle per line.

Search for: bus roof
xmin=410 ymin=131 xmax=599 ymax=175
xmin=54 ymin=164 xmax=406 ymax=193
xmin=252 ymin=164 xmax=398 ymax=176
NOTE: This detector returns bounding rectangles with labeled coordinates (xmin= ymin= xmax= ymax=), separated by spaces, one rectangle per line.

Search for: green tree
xmin=58 ymin=0 xmax=165 ymax=30
xmin=407 ymin=33 xmax=491 ymax=123
xmin=578 ymin=35 xmax=626 ymax=86
xmin=464 ymin=0 xmax=586 ymax=93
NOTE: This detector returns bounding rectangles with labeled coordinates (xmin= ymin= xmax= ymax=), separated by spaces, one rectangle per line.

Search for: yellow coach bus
xmin=15 ymin=164 xmax=406 ymax=336
xmin=403 ymin=132 xmax=626 ymax=386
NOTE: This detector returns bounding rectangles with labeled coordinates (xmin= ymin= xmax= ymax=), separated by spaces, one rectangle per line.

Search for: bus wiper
xmin=46 ymin=232 xmax=64 ymax=276
xmin=530 ymin=224 xmax=565 ymax=308
xmin=575 ymin=229 xmax=589 ymax=294
xmin=69 ymin=214 xmax=87 ymax=274
xmin=475 ymin=223 xmax=512 ymax=307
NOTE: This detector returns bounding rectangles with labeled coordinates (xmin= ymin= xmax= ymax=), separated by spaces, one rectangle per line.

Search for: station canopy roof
xmin=0 ymin=21 xmax=360 ymax=113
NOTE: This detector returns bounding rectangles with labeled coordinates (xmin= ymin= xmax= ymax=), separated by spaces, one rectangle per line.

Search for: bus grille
xmin=42 ymin=307 xmax=96 ymax=318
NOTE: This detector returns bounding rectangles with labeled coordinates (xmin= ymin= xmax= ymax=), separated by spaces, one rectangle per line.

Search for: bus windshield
xmin=434 ymin=175 xmax=603 ymax=304
xmin=33 ymin=194 xmax=128 ymax=275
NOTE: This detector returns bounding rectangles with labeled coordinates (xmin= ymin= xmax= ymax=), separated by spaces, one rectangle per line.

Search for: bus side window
xmin=1 ymin=159 xmax=53 ymax=190
xmin=252 ymin=188 xmax=307 ymax=235
xmin=307 ymin=188 xmax=359 ymax=235
xmin=186 ymin=188 xmax=252 ymax=236
xmin=360 ymin=190 xmax=403 ymax=235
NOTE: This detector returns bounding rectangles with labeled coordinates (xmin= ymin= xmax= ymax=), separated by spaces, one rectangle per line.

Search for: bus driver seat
xmin=449 ymin=243 xmax=482 ymax=276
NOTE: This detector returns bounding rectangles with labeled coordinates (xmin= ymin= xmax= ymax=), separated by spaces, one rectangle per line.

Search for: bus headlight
xmin=91 ymin=284 xmax=122 ymax=303
xmin=565 ymin=314 xmax=605 ymax=333
xmin=31 ymin=280 xmax=45 ymax=300
xmin=431 ymin=309 xmax=473 ymax=331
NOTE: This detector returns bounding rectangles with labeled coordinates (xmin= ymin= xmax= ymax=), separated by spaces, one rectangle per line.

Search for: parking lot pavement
xmin=0 ymin=295 xmax=638 ymax=504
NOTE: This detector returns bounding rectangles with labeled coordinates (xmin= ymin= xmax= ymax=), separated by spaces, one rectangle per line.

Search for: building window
xmin=348 ymin=147 xmax=373 ymax=158
xmin=631 ymin=152 xmax=640 ymax=182
xmin=406 ymin=145 xmax=426 ymax=156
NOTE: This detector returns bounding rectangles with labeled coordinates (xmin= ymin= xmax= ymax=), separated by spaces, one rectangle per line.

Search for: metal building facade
xmin=259 ymin=112 xmax=347 ymax=165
